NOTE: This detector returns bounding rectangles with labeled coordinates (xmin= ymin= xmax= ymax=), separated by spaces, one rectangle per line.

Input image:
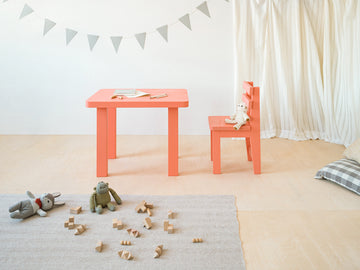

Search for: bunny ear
xmin=54 ymin=201 xmax=65 ymax=207
xmin=52 ymin=192 xmax=61 ymax=198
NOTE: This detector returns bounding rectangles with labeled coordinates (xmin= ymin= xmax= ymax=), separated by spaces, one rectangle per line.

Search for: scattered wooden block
xmin=167 ymin=224 xmax=174 ymax=234
xmin=118 ymin=250 xmax=133 ymax=260
xmin=120 ymin=241 xmax=131 ymax=245
xmin=69 ymin=216 xmax=75 ymax=223
xmin=144 ymin=217 xmax=152 ymax=229
xmin=112 ymin=218 xmax=118 ymax=228
xmin=75 ymin=224 xmax=86 ymax=235
xmin=95 ymin=241 xmax=103 ymax=252
xmin=70 ymin=206 xmax=82 ymax=214
xmin=136 ymin=200 xmax=154 ymax=214
xmin=145 ymin=203 xmax=153 ymax=209
xmin=112 ymin=218 xmax=123 ymax=230
xmin=154 ymin=245 xmax=163 ymax=258
xmin=168 ymin=210 xmax=174 ymax=219
xmin=127 ymin=228 xmax=140 ymax=238
xmin=117 ymin=220 xmax=123 ymax=230
xmin=163 ymin=220 xmax=169 ymax=231
xmin=68 ymin=222 xmax=75 ymax=229
xmin=64 ymin=220 xmax=69 ymax=228
xmin=135 ymin=200 xmax=146 ymax=213
xmin=192 ymin=238 xmax=203 ymax=243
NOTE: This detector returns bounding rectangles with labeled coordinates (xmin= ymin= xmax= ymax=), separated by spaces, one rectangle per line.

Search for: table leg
xmin=107 ymin=108 xmax=116 ymax=159
xmin=168 ymin=107 xmax=178 ymax=176
xmin=213 ymin=132 xmax=221 ymax=174
xmin=97 ymin=108 xmax=108 ymax=177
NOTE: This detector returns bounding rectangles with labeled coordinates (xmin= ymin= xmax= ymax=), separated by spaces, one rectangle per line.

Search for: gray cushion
xmin=315 ymin=158 xmax=360 ymax=195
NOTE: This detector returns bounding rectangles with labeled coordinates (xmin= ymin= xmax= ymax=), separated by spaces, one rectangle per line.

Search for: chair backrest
xmin=241 ymin=81 xmax=260 ymax=133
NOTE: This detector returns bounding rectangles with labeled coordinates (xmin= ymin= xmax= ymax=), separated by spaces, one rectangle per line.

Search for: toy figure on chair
xmin=225 ymin=103 xmax=250 ymax=130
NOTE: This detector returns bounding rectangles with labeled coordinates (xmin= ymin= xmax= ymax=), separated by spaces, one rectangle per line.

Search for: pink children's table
xmin=86 ymin=89 xmax=189 ymax=177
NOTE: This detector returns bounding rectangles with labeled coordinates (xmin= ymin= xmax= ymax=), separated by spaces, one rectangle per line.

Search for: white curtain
xmin=233 ymin=0 xmax=360 ymax=146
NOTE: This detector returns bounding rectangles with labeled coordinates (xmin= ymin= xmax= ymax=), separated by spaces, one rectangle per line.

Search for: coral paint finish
xmin=209 ymin=82 xmax=261 ymax=174
xmin=87 ymin=89 xmax=188 ymax=177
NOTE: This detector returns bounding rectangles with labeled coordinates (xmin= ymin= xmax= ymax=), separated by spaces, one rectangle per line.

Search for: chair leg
xmin=245 ymin=137 xmax=252 ymax=161
xmin=213 ymin=132 xmax=221 ymax=174
xmin=250 ymin=135 xmax=261 ymax=174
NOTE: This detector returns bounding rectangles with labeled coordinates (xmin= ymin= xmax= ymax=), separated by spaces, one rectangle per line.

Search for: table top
xmin=86 ymin=89 xmax=189 ymax=108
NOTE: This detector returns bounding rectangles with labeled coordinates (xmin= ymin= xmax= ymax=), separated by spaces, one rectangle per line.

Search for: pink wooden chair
xmin=208 ymin=81 xmax=261 ymax=174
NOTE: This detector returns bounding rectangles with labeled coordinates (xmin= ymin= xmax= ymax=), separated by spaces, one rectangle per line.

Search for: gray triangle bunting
xmin=19 ymin=4 xmax=34 ymax=19
xmin=66 ymin=28 xmax=78 ymax=45
xmin=43 ymin=19 xmax=56 ymax=36
xmin=88 ymin=34 xmax=99 ymax=51
xmin=110 ymin=36 xmax=123 ymax=53
xmin=135 ymin=32 xmax=146 ymax=49
xmin=179 ymin=14 xmax=191 ymax=31
xmin=197 ymin=2 xmax=211 ymax=18
xmin=157 ymin=25 xmax=168 ymax=42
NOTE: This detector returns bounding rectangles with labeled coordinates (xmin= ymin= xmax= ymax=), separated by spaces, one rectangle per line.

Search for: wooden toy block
xmin=144 ymin=217 xmax=152 ymax=229
xmin=168 ymin=210 xmax=174 ymax=219
xmin=69 ymin=216 xmax=75 ymax=223
xmin=167 ymin=224 xmax=174 ymax=234
xmin=68 ymin=222 xmax=75 ymax=229
xmin=75 ymin=224 xmax=86 ymax=235
xmin=70 ymin=206 xmax=82 ymax=214
xmin=145 ymin=203 xmax=153 ymax=209
xmin=153 ymin=245 xmax=163 ymax=258
xmin=127 ymin=228 xmax=140 ymax=238
xmin=95 ymin=241 xmax=103 ymax=252
xmin=118 ymin=250 xmax=133 ymax=260
xmin=120 ymin=241 xmax=131 ymax=245
xmin=147 ymin=208 xmax=152 ymax=216
xmin=64 ymin=220 xmax=69 ymax=228
xmin=163 ymin=220 xmax=169 ymax=231
xmin=135 ymin=200 xmax=146 ymax=213
xmin=112 ymin=218 xmax=118 ymax=228
xmin=140 ymin=205 xmax=147 ymax=213
xmin=117 ymin=220 xmax=123 ymax=230
xmin=192 ymin=238 xmax=203 ymax=243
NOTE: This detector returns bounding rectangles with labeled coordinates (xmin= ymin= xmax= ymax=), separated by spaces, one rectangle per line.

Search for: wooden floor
xmin=1 ymin=135 xmax=359 ymax=269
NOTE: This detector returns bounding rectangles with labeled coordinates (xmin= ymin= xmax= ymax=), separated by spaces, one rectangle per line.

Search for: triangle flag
xmin=179 ymin=14 xmax=191 ymax=30
xmin=88 ymin=34 xmax=99 ymax=51
xmin=43 ymin=19 xmax=56 ymax=36
xmin=110 ymin=36 xmax=123 ymax=53
xmin=135 ymin=32 xmax=146 ymax=49
xmin=197 ymin=2 xmax=211 ymax=18
xmin=156 ymin=25 xmax=168 ymax=42
xmin=19 ymin=4 xmax=34 ymax=19
xmin=66 ymin=28 xmax=78 ymax=45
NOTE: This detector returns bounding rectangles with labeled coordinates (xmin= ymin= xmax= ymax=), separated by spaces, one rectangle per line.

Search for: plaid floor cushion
xmin=315 ymin=158 xmax=360 ymax=195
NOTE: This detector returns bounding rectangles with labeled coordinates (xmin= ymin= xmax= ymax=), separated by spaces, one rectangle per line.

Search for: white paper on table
xmin=113 ymin=89 xmax=150 ymax=98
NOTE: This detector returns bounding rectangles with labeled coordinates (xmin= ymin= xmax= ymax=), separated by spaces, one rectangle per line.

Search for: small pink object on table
xmin=86 ymin=89 xmax=189 ymax=177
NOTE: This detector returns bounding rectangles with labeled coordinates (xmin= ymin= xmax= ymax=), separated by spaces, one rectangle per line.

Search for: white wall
xmin=0 ymin=0 xmax=234 ymax=135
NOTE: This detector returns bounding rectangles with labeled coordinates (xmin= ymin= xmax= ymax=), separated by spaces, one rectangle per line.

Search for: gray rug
xmin=0 ymin=194 xmax=245 ymax=270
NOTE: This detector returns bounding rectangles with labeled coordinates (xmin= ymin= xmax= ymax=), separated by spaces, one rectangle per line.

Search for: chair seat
xmin=208 ymin=116 xmax=251 ymax=132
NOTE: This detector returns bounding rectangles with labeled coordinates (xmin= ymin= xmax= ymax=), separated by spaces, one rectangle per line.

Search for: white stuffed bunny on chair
xmin=225 ymin=103 xmax=250 ymax=130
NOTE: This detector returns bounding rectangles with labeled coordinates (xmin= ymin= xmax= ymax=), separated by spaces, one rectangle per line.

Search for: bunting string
xmin=1 ymin=0 xmax=229 ymax=52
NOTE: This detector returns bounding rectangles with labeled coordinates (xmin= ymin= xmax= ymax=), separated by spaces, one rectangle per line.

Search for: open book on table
xmin=113 ymin=89 xmax=150 ymax=98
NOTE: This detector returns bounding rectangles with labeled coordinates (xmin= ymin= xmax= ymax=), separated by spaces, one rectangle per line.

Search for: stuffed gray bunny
xmin=9 ymin=191 xmax=65 ymax=219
